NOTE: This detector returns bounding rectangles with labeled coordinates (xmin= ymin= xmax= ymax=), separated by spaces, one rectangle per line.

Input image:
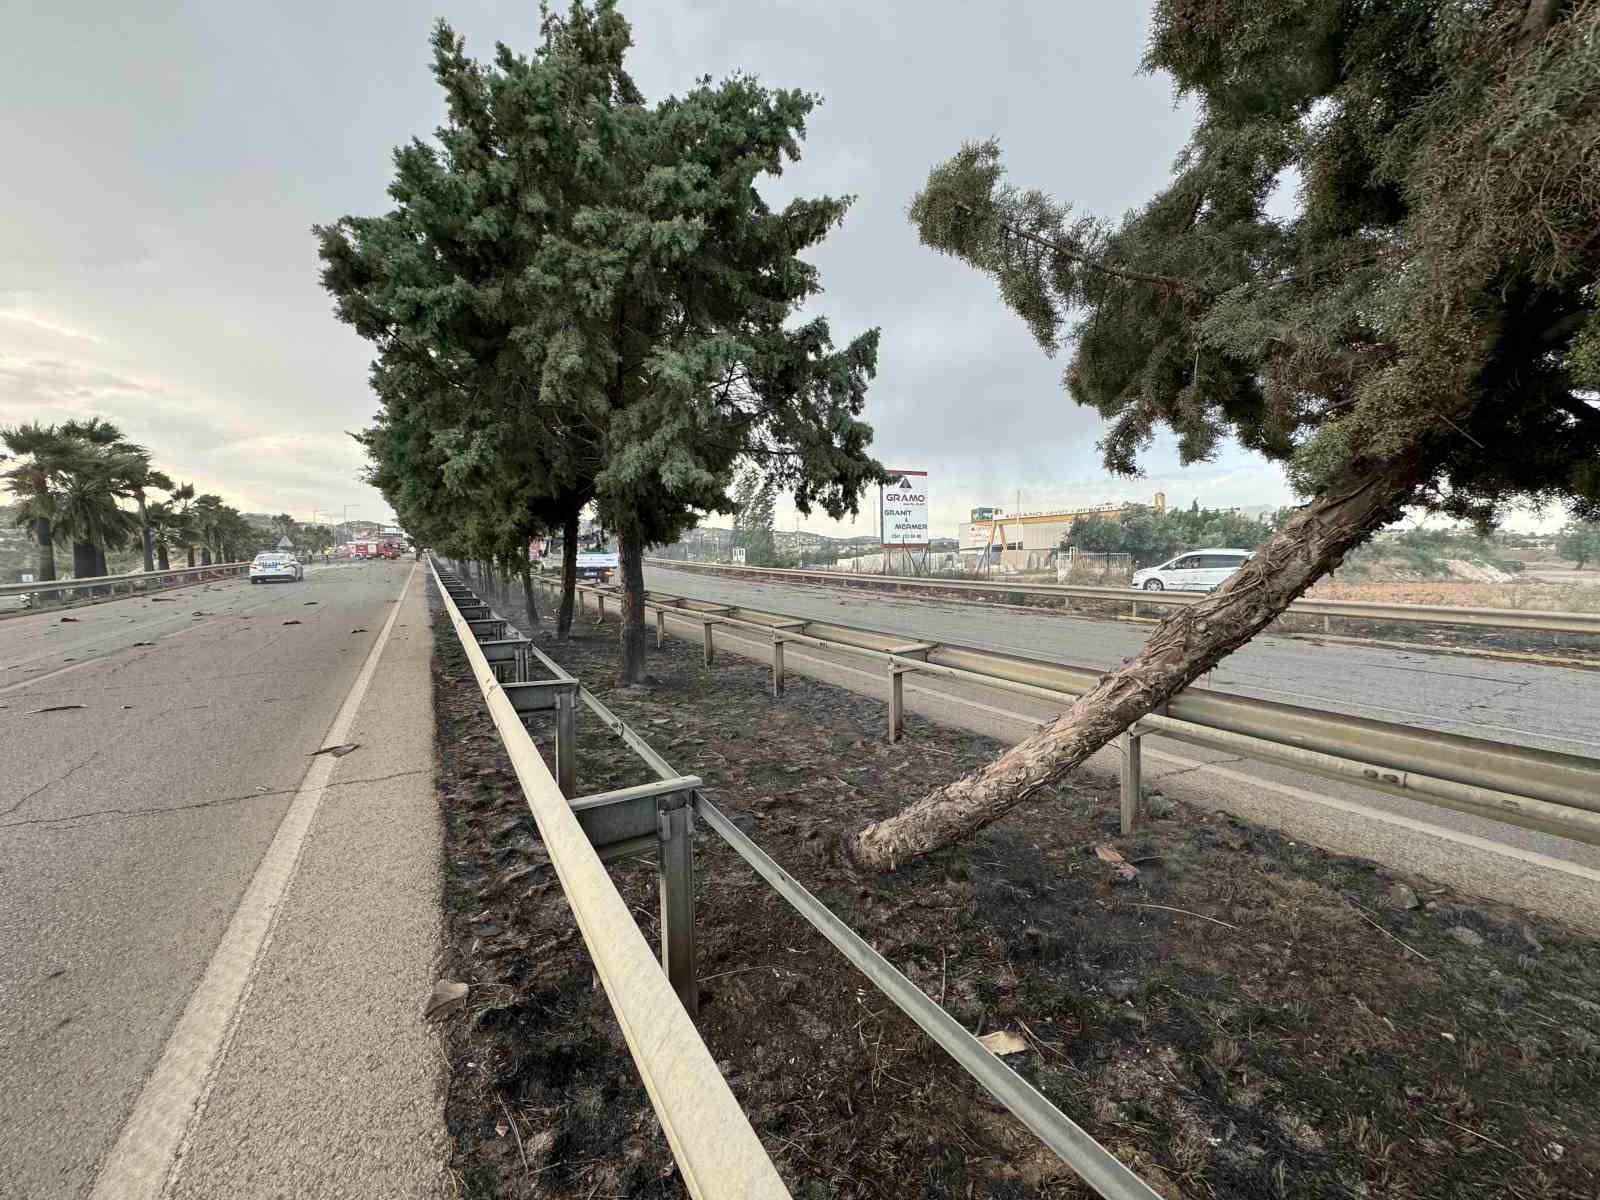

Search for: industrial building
xmin=958 ymin=493 xmax=1167 ymax=557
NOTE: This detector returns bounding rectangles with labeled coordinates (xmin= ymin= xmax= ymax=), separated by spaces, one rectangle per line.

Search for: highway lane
xmin=633 ymin=566 xmax=1600 ymax=929
xmin=0 ymin=559 xmax=413 ymax=1200
xmin=644 ymin=565 xmax=1600 ymax=760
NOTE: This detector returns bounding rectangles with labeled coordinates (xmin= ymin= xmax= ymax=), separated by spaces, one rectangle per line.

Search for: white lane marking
xmin=87 ymin=562 xmax=418 ymax=1200
xmin=1140 ymin=746 xmax=1600 ymax=884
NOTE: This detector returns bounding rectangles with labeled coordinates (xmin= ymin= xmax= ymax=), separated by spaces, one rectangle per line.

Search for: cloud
xmin=2 ymin=0 xmax=1297 ymax=542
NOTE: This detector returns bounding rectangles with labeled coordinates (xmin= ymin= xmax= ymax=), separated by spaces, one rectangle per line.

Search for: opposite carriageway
xmin=541 ymin=573 xmax=1600 ymax=850
xmin=643 ymin=556 xmax=1600 ymax=637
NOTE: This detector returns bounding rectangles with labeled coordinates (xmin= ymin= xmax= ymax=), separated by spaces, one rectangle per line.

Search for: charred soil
xmin=430 ymin=582 xmax=1599 ymax=1199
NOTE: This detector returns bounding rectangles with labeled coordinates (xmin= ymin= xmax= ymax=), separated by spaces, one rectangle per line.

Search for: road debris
xmin=1385 ymin=883 xmax=1421 ymax=910
xmin=59 ymin=616 xmax=79 ymax=623
xmin=309 ymin=742 xmax=360 ymax=758
xmin=976 ymin=1030 xmax=1028 ymax=1056
xmin=27 ymin=704 xmax=87 ymax=714
xmin=282 ymin=619 xmax=302 ymax=626
xmin=1094 ymin=844 xmax=1139 ymax=882
xmin=422 ymin=979 xmax=469 ymax=1020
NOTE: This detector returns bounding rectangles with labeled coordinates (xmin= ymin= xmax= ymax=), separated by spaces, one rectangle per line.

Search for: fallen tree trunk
xmin=852 ymin=451 xmax=1433 ymax=870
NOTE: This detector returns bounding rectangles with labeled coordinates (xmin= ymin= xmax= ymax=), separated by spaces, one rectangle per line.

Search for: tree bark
xmin=34 ymin=517 xmax=57 ymax=582
xmin=157 ymin=544 xmax=170 ymax=571
xmin=558 ymin=508 xmax=579 ymax=640
xmin=853 ymin=452 xmax=1433 ymax=870
xmin=520 ymin=559 xmax=540 ymax=625
xmin=201 ymin=546 xmax=212 ymax=566
xmin=186 ymin=544 xmax=196 ymax=568
xmin=72 ymin=541 xmax=97 ymax=580
xmin=617 ymin=529 xmax=648 ymax=684
xmin=138 ymin=492 xmax=154 ymax=573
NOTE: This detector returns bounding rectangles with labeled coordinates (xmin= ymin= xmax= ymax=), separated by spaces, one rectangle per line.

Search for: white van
xmin=1130 ymin=547 xmax=1252 ymax=592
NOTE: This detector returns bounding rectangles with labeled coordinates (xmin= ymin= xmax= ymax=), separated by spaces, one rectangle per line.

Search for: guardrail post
xmin=656 ymin=605 xmax=666 ymax=648
xmin=702 ymin=619 xmax=715 ymax=667
xmin=556 ymin=686 xmax=577 ymax=796
xmin=1130 ymin=598 xmax=1139 ymax=619
xmin=888 ymin=665 xmax=914 ymax=743
xmin=658 ymin=792 xmax=698 ymax=1017
xmin=1119 ymin=729 xmax=1144 ymax=834
xmin=597 ymin=592 xmax=606 ymax=623
xmin=768 ymin=621 xmax=809 ymax=697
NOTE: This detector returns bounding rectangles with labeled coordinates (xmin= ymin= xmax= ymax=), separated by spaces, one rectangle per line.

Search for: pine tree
xmin=856 ymin=0 xmax=1600 ymax=868
xmin=317 ymin=3 xmax=882 ymax=681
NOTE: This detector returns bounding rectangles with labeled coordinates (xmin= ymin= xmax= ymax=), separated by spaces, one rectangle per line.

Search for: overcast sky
xmin=1 ymin=0 xmax=1308 ymax=537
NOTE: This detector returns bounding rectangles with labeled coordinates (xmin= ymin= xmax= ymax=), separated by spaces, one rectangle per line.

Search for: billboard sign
xmin=880 ymin=470 xmax=929 ymax=548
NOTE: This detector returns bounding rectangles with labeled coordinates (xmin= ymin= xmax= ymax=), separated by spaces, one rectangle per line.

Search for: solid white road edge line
xmin=88 ymin=561 xmax=419 ymax=1200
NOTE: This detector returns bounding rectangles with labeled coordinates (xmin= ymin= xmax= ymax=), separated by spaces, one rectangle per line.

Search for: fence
xmin=0 ymin=561 xmax=250 ymax=609
xmin=544 ymin=574 xmax=1600 ymax=848
xmin=433 ymin=557 xmax=1165 ymax=1200
xmin=645 ymin=557 xmax=1600 ymax=637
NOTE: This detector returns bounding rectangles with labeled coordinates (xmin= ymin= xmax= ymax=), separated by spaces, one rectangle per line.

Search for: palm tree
xmin=146 ymin=482 xmax=197 ymax=570
xmin=220 ymin=509 xmax=258 ymax=561
xmin=109 ymin=451 xmax=176 ymax=573
xmin=1 ymin=421 xmax=78 ymax=582
xmin=150 ymin=483 xmax=196 ymax=569
xmin=190 ymin=494 xmax=224 ymax=565
xmin=53 ymin=448 xmax=138 ymax=579
xmin=57 ymin=418 xmax=133 ymax=577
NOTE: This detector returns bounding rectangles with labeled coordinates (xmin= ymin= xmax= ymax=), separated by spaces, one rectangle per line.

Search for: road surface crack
xmin=0 ymin=769 xmax=430 ymax=830
xmin=0 ymin=750 xmax=105 ymax=818
xmin=1149 ymin=755 xmax=1248 ymax=786
xmin=1463 ymin=676 xmax=1532 ymax=714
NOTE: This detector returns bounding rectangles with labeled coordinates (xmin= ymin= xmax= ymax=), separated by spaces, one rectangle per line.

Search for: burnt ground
xmin=429 ymin=581 xmax=1600 ymax=1199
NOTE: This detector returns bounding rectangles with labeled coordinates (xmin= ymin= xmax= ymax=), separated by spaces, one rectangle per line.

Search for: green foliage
xmin=1334 ymin=525 xmax=1528 ymax=579
xmin=732 ymin=470 xmax=777 ymax=565
xmin=1557 ymin=520 xmax=1600 ymax=569
xmin=910 ymin=0 xmax=1600 ymax=523
xmin=317 ymin=2 xmax=883 ymax=644
xmin=1067 ymin=504 xmax=1275 ymax=566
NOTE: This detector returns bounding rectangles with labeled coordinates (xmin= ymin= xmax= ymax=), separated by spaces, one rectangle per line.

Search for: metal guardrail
xmin=0 ymin=561 xmax=249 ymax=602
xmin=643 ymin=557 xmax=1600 ymax=636
xmin=435 ymin=558 xmax=1165 ymax=1200
xmin=430 ymin=560 xmax=791 ymax=1199
xmin=546 ymin=576 xmax=1600 ymax=847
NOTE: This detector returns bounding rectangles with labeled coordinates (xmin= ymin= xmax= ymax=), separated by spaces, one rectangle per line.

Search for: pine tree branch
xmin=988 ymin=215 xmax=1207 ymax=293
xmin=990 ymin=213 xmax=1378 ymax=297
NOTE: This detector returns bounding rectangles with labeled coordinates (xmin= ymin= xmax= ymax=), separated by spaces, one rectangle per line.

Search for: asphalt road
xmin=0 ymin=560 xmax=424 ymax=1200
xmin=645 ymin=565 xmax=1600 ymax=761
xmin=642 ymin=564 xmax=1600 ymax=909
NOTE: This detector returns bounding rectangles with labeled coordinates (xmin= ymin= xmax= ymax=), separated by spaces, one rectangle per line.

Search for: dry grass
xmin=1307 ymin=578 xmax=1600 ymax=612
